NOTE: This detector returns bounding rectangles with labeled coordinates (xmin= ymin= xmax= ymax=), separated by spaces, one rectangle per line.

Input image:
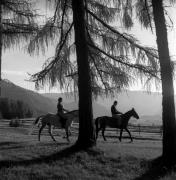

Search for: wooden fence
xmin=0 ymin=118 xmax=163 ymax=140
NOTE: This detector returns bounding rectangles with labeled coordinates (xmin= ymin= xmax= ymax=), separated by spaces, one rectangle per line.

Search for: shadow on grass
xmin=0 ymin=143 xmax=101 ymax=169
xmin=103 ymin=135 xmax=161 ymax=141
xmin=0 ymin=141 xmax=24 ymax=150
xmin=134 ymin=157 xmax=176 ymax=180
xmin=0 ymin=141 xmax=70 ymax=151
xmin=36 ymin=141 xmax=70 ymax=147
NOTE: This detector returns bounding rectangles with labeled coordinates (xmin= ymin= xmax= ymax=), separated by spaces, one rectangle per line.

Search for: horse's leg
xmin=119 ymin=128 xmax=123 ymax=142
xmin=102 ymin=127 xmax=107 ymax=141
xmin=65 ymin=128 xmax=70 ymax=142
xmin=67 ymin=127 xmax=71 ymax=137
xmin=63 ymin=128 xmax=71 ymax=139
xmin=96 ymin=127 xmax=100 ymax=140
xmin=38 ymin=124 xmax=45 ymax=141
xmin=48 ymin=125 xmax=56 ymax=142
xmin=125 ymin=127 xmax=133 ymax=142
xmin=68 ymin=128 xmax=72 ymax=136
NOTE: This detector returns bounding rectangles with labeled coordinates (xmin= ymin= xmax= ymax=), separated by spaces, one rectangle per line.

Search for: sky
xmin=2 ymin=2 xmax=176 ymax=94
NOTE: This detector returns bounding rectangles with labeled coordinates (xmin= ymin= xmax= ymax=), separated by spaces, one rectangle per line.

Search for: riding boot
xmin=61 ymin=118 xmax=66 ymax=128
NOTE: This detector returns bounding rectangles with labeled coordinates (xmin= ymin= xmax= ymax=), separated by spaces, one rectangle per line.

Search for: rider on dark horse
xmin=111 ymin=100 xmax=123 ymax=118
xmin=57 ymin=97 xmax=69 ymax=128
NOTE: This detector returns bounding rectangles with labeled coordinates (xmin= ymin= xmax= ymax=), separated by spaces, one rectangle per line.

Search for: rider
xmin=57 ymin=97 xmax=69 ymax=128
xmin=111 ymin=100 xmax=123 ymax=118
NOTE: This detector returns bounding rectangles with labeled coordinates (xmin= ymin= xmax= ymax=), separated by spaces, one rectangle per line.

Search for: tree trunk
xmin=72 ymin=0 xmax=96 ymax=148
xmin=0 ymin=4 xmax=2 ymax=119
xmin=0 ymin=3 xmax=2 ymax=97
xmin=152 ymin=0 xmax=176 ymax=164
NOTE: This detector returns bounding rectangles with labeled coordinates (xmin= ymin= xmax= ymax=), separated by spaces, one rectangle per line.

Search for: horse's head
xmin=65 ymin=110 xmax=79 ymax=122
xmin=131 ymin=108 xmax=139 ymax=119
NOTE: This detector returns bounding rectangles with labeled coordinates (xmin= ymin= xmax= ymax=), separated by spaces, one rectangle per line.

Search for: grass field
xmin=0 ymin=121 xmax=176 ymax=180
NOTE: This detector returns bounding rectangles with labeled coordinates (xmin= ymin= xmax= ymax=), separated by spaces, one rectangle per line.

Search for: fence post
xmin=138 ymin=124 xmax=141 ymax=135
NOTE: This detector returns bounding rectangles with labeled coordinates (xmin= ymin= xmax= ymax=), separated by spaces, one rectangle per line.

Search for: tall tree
xmin=152 ymin=0 xmax=176 ymax=164
xmin=72 ymin=0 xmax=95 ymax=147
xmin=132 ymin=0 xmax=176 ymax=164
xmin=28 ymin=0 xmax=159 ymax=149
xmin=0 ymin=3 xmax=2 ymax=97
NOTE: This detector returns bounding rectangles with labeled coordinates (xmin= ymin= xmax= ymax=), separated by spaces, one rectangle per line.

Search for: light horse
xmin=95 ymin=108 xmax=139 ymax=142
xmin=34 ymin=110 xmax=79 ymax=142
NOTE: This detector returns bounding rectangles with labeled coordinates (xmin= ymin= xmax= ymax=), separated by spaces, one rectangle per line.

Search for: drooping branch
xmin=86 ymin=25 xmax=115 ymax=92
xmin=86 ymin=8 xmax=158 ymax=59
xmin=1 ymin=0 xmax=39 ymax=50
xmin=144 ymin=0 xmax=153 ymax=31
xmin=29 ymin=0 xmax=163 ymax=94
xmin=60 ymin=0 xmax=68 ymax=41
xmin=53 ymin=0 xmax=60 ymax=23
xmin=88 ymin=41 xmax=160 ymax=79
xmin=30 ymin=22 xmax=74 ymax=83
xmin=3 ymin=22 xmax=38 ymax=32
xmin=3 ymin=0 xmax=37 ymax=19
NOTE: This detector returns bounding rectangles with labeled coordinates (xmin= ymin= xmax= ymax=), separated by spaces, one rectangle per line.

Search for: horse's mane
xmin=121 ymin=109 xmax=130 ymax=116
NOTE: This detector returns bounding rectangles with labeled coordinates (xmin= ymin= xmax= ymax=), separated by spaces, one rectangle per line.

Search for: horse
xmin=33 ymin=110 xmax=79 ymax=142
xmin=95 ymin=108 xmax=139 ymax=142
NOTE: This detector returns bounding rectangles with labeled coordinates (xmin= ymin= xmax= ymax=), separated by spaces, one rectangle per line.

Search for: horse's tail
xmin=95 ymin=117 xmax=99 ymax=130
xmin=34 ymin=115 xmax=44 ymax=125
xmin=95 ymin=117 xmax=101 ymax=138
xmin=28 ymin=115 xmax=44 ymax=135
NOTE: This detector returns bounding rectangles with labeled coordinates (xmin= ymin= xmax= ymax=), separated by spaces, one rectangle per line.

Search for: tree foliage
xmin=28 ymin=0 xmax=160 ymax=96
xmin=0 ymin=0 xmax=38 ymax=98
xmin=1 ymin=0 xmax=38 ymax=50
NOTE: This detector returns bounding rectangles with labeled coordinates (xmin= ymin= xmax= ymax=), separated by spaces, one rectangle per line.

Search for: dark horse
xmin=95 ymin=108 xmax=139 ymax=142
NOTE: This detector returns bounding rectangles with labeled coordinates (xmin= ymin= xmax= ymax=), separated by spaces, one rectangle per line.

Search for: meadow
xmin=0 ymin=119 xmax=175 ymax=180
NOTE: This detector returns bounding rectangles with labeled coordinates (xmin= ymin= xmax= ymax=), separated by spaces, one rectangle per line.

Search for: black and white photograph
xmin=0 ymin=0 xmax=176 ymax=179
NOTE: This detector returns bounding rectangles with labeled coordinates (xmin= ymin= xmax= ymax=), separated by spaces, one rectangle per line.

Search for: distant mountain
xmin=0 ymin=80 xmax=56 ymax=116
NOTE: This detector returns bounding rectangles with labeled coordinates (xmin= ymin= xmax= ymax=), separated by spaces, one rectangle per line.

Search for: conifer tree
xmin=128 ymin=0 xmax=176 ymax=165
xmin=28 ymin=0 xmax=160 ymax=148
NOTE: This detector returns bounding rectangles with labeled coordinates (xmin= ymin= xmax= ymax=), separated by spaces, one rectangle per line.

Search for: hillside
xmin=0 ymin=80 xmax=56 ymax=116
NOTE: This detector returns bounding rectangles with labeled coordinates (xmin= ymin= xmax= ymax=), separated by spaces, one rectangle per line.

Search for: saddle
xmin=112 ymin=114 xmax=122 ymax=126
xmin=112 ymin=114 xmax=121 ymax=120
xmin=57 ymin=113 xmax=67 ymax=128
